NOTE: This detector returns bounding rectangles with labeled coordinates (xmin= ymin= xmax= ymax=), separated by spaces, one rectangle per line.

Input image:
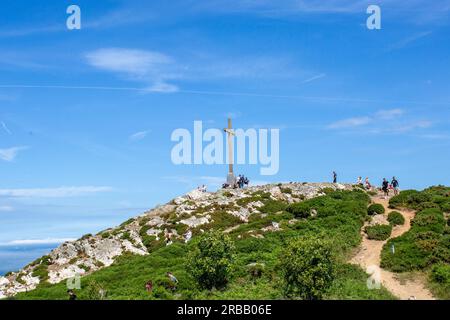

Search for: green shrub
xmin=381 ymin=235 xmax=429 ymax=272
xmin=411 ymin=208 xmax=445 ymax=234
xmin=31 ymin=256 xmax=51 ymax=282
xmin=389 ymin=190 xmax=420 ymax=208
xmin=259 ymin=199 xmax=287 ymax=214
xmin=365 ymin=224 xmax=392 ymax=240
xmin=430 ymin=263 xmax=450 ymax=284
xmin=85 ymin=280 xmax=107 ymax=300
xmin=286 ymin=202 xmax=311 ymax=218
xmin=101 ymin=232 xmax=111 ymax=239
xmin=280 ymin=237 xmax=335 ymax=300
xmin=187 ymin=231 xmax=235 ymax=290
xmin=388 ymin=211 xmax=405 ymax=226
xmin=367 ymin=204 xmax=385 ymax=215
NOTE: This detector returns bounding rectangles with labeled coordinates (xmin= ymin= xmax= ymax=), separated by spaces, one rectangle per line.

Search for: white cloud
xmin=327 ymin=108 xmax=433 ymax=135
xmin=327 ymin=116 xmax=371 ymax=129
xmin=85 ymin=48 xmax=179 ymax=93
xmin=0 ymin=186 xmax=113 ymax=198
xmin=0 ymin=238 xmax=76 ymax=246
xmin=390 ymin=120 xmax=432 ymax=133
xmin=0 ymin=146 xmax=28 ymax=162
xmin=129 ymin=130 xmax=150 ymax=141
xmin=375 ymin=109 xmax=404 ymax=120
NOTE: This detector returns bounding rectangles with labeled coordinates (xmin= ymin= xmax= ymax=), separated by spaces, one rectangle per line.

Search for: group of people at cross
xmin=222 ymin=174 xmax=250 ymax=189
xmin=333 ymin=171 xmax=399 ymax=198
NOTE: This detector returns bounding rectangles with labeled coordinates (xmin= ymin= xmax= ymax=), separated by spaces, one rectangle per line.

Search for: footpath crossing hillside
xmin=350 ymin=194 xmax=435 ymax=300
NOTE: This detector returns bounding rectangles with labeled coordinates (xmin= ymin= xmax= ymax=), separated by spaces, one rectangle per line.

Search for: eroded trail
xmin=350 ymin=195 xmax=435 ymax=300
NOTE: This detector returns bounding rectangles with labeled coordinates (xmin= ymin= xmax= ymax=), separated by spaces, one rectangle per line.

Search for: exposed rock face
xmin=0 ymin=182 xmax=353 ymax=298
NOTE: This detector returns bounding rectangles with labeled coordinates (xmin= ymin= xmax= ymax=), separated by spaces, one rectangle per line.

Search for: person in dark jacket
xmin=382 ymin=178 xmax=389 ymax=198
xmin=391 ymin=177 xmax=399 ymax=196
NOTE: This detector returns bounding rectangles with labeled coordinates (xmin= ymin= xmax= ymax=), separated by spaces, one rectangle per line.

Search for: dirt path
xmin=350 ymin=194 xmax=435 ymax=300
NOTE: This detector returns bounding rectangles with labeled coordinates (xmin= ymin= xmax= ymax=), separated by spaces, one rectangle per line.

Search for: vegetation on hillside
xmin=381 ymin=186 xmax=450 ymax=299
xmin=12 ymin=189 xmax=396 ymax=300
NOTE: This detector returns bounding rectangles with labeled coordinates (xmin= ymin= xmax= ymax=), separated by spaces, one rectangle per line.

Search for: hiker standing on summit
xmin=333 ymin=171 xmax=337 ymax=183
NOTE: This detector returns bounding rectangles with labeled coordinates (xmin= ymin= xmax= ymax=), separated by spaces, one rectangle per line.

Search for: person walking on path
xmin=365 ymin=177 xmax=372 ymax=190
xmin=391 ymin=177 xmax=399 ymax=196
xmin=382 ymin=178 xmax=389 ymax=198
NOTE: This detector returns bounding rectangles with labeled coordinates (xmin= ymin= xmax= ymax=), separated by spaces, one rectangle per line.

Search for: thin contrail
xmin=1 ymin=121 xmax=12 ymax=135
xmin=0 ymin=84 xmax=449 ymax=107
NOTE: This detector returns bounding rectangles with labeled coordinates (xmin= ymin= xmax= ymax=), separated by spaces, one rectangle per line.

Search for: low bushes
xmin=187 ymin=231 xmax=235 ymax=290
xmin=367 ymin=204 xmax=385 ymax=215
xmin=381 ymin=208 xmax=447 ymax=273
xmin=365 ymin=224 xmax=392 ymax=241
xmin=280 ymin=237 xmax=335 ymax=300
xmin=388 ymin=211 xmax=405 ymax=226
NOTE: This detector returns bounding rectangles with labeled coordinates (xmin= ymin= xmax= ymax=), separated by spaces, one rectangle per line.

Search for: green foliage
xmin=411 ymin=208 xmax=446 ymax=234
xmin=390 ymin=186 xmax=450 ymax=213
xmin=388 ymin=211 xmax=405 ymax=226
xmin=280 ymin=237 xmax=335 ymax=300
xmin=365 ymin=224 xmax=392 ymax=240
xmin=101 ymin=232 xmax=111 ymax=239
xmin=367 ymin=203 xmax=385 ymax=215
xmin=381 ymin=208 xmax=447 ymax=273
xmin=187 ymin=231 xmax=235 ymax=290
xmin=280 ymin=187 xmax=292 ymax=194
xmin=81 ymin=234 xmax=92 ymax=240
xmin=430 ymin=263 xmax=450 ymax=284
xmin=15 ymin=190 xmax=397 ymax=301
xmin=31 ymin=255 xmax=51 ymax=282
xmin=259 ymin=200 xmax=287 ymax=214
xmin=286 ymin=202 xmax=311 ymax=218
xmin=325 ymin=264 xmax=395 ymax=300
xmin=84 ymin=280 xmax=107 ymax=300
xmin=120 ymin=218 xmax=135 ymax=227
xmin=120 ymin=231 xmax=131 ymax=241
xmin=429 ymin=263 xmax=450 ymax=299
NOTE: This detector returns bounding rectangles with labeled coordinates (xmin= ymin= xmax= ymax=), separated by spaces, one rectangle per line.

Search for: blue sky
xmin=1 ymin=0 xmax=450 ymax=250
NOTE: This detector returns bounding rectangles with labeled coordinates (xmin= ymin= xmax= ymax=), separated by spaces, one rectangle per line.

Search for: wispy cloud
xmin=0 ymin=146 xmax=29 ymax=162
xmin=374 ymin=108 xmax=404 ymax=120
xmin=327 ymin=108 xmax=435 ymax=135
xmin=1 ymin=122 xmax=12 ymax=135
xmin=0 ymin=186 xmax=113 ymax=198
xmin=0 ymin=238 xmax=76 ymax=246
xmin=85 ymin=48 xmax=180 ymax=93
xmin=387 ymin=31 xmax=432 ymax=52
xmin=327 ymin=116 xmax=371 ymax=129
xmin=301 ymin=73 xmax=326 ymax=84
xmin=129 ymin=130 xmax=150 ymax=141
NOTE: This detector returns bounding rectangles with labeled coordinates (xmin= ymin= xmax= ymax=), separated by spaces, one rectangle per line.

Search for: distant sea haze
xmin=0 ymin=244 xmax=58 ymax=276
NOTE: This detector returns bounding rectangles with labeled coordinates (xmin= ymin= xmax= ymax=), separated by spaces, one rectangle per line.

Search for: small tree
xmin=280 ymin=237 xmax=335 ymax=300
xmin=187 ymin=231 xmax=235 ymax=290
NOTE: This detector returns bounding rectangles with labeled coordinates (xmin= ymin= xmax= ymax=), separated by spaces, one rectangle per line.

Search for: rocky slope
xmin=0 ymin=182 xmax=351 ymax=299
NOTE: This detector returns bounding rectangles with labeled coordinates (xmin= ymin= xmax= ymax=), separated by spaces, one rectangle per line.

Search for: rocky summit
xmin=0 ymin=182 xmax=350 ymax=299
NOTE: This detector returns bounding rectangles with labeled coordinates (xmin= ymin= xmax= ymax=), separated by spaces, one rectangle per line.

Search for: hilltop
xmin=1 ymin=182 xmax=448 ymax=300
